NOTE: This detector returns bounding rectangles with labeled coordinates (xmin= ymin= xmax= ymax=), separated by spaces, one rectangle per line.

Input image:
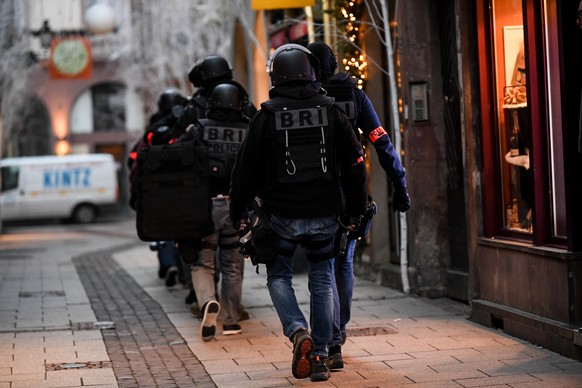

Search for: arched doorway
xmin=3 ymin=95 xmax=51 ymax=157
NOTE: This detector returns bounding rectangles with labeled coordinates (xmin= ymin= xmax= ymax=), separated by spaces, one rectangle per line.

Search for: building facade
xmin=2 ymin=0 xmax=582 ymax=360
xmin=245 ymin=0 xmax=582 ymax=359
xmin=0 ymin=0 xmax=240 ymax=208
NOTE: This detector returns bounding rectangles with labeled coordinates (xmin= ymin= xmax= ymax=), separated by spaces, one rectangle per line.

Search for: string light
xmin=337 ymin=0 xmax=367 ymax=89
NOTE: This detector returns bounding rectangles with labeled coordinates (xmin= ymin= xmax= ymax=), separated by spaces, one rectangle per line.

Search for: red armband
xmin=368 ymin=126 xmax=387 ymax=143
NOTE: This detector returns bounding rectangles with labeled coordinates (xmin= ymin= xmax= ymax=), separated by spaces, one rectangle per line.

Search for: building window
xmin=491 ymin=0 xmax=532 ymax=233
xmin=477 ymin=0 xmax=567 ymax=245
xmin=542 ymin=0 xmax=567 ymax=239
xmin=1 ymin=166 xmax=19 ymax=192
xmin=92 ymin=83 xmax=126 ymax=132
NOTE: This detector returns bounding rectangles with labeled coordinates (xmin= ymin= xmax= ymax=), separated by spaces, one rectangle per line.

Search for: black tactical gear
xmin=261 ymin=94 xmax=336 ymax=185
xmin=306 ymin=42 xmax=338 ymax=79
xmin=267 ymin=44 xmax=319 ymax=86
xmin=157 ymin=88 xmax=186 ymax=115
xmin=194 ymin=118 xmax=247 ymax=195
xmin=206 ymin=83 xmax=243 ymax=112
xmin=188 ymin=55 xmax=233 ymax=88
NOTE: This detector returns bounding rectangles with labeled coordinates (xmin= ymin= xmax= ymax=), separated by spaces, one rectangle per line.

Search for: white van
xmin=0 ymin=154 xmax=119 ymax=223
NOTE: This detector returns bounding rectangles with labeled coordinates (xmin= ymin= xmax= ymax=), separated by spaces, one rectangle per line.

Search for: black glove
xmin=339 ymin=213 xmax=362 ymax=232
xmin=393 ymin=185 xmax=411 ymax=212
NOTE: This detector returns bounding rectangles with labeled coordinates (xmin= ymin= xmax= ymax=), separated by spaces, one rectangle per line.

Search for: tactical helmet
xmin=206 ymin=83 xmax=243 ymax=112
xmin=157 ymin=88 xmax=184 ymax=114
xmin=188 ymin=55 xmax=233 ymax=88
xmin=306 ymin=42 xmax=338 ymax=80
xmin=267 ymin=44 xmax=318 ymax=87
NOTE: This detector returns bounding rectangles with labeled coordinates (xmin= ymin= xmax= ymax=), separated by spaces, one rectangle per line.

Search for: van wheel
xmin=72 ymin=204 xmax=97 ymax=224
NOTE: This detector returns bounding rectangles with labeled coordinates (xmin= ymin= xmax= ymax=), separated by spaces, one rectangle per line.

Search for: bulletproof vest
xmin=242 ymin=101 xmax=257 ymax=120
xmin=191 ymin=96 xmax=207 ymax=120
xmin=262 ymin=94 xmax=337 ymax=185
xmin=322 ymin=79 xmax=358 ymax=129
xmin=172 ymin=95 xmax=207 ymax=137
xmin=196 ymin=118 xmax=247 ymax=182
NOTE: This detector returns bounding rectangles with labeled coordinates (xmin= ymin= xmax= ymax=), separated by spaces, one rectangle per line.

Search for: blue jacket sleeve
xmin=355 ymin=90 xmax=407 ymax=188
xmin=333 ymin=107 xmax=368 ymax=217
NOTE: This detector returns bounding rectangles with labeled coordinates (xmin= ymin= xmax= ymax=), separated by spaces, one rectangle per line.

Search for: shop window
xmin=491 ymin=0 xmax=532 ymax=233
xmin=542 ymin=0 xmax=566 ymax=239
xmin=478 ymin=0 xmax=567 ymax=244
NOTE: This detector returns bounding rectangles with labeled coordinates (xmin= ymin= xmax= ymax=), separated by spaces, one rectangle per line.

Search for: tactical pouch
xmin=136 ymin=140 xmax=210 ymax=241
xmin=240 ymin=200 xmax=279 ymax=272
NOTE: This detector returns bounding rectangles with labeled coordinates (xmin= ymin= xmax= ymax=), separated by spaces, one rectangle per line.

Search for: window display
xmin=492 ymin=0 xmax=532 ymax=233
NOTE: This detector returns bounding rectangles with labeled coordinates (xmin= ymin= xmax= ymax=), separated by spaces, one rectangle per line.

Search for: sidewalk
xmin=1 ymin=221 xmax=582 ymax=387
xmin=116 ymin=245 xmax=582 ymax=387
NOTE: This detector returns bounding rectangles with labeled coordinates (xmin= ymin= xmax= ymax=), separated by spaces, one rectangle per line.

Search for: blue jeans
xmin=331 ymin=238 xmax=357 ymax=347
xmin=158 ymin=241 xmax=184 ymax=281
xmin=267 ymin=215 xmax=338 ymax=357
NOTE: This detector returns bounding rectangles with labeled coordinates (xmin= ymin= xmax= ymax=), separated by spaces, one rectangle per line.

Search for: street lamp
xmin=29 ymin=4 xmax=116 ymax=49
xmin=31 ymin=20 xmax=53 ymax=49
xmin=84 ymin=3 xmax=116 ymax=35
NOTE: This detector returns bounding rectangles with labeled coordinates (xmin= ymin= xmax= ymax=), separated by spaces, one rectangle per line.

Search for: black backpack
xmin=136 ymin=140 xmax=211 ymax=241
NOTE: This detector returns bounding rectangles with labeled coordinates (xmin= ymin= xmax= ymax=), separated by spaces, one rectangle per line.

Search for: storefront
xmin=469 ymin=0 xmax=582 ymax=359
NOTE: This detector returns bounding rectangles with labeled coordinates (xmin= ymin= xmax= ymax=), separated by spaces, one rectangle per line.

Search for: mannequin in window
xmin=503 ymin=41 xmax=532 ymax=230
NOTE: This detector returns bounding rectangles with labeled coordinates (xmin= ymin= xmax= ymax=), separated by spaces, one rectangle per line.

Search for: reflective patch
xmin=203 ymin=126 xmax=247 ymax=143
xmin=334 ymin=101 xmax=356 ymax=120
xmin=368 ymin=126 xmax=387 ymax=143
xmin=208 ymin=142 xmax=242 ymax=155
xmin=274 ymin=107 xmax=328 ymax=130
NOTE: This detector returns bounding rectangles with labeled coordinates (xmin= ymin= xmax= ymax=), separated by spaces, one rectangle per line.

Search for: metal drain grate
xmin=72 ymin=321 xmax=116 ymax=331
xmin=19 ymin=291 xmax=65 ymax=298
xmin=0 ymin=321 xmax=115 ymax=334
xmin=46 ymin=360 xmax=112 ymax=371
xmin=346 ymin=326 xmax=398 ymax=337
xmin=0 ymin=254 xmax=34 ymax=260
xmin=0 ymin=248 xmax=46 ymax=260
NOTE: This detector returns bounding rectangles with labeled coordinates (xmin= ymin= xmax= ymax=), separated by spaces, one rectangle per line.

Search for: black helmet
xmin=157 ymin=88 xmax=185 ymax=114
xmin=267 ymin=44 xmax=318 ymax=87
xmin=306 ymin=42 xmax=337 ymax=80
xmin=206 ymin=83 xmax=243 ymax=112
xmin=188 ymin=55 xmax=233 ymax=88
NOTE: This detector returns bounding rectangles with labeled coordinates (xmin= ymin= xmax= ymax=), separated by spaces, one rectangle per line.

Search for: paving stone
xmin=74 ymin=249 xmax=215 ymax=387
xmin=455 ymin=373 xmax=541 ymax=387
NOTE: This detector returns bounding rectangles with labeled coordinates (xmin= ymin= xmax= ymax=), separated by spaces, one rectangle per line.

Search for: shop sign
xmin=252 ymin=0 xmax=314 ymax=10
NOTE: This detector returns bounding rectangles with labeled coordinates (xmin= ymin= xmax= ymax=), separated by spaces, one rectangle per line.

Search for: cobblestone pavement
xmin=75 ymin=249 xmax=214 ymax=388
xmin=1 ymin=216 xmax=582 ymax=387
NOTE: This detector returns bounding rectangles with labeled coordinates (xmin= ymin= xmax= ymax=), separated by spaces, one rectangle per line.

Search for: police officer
xmin=127 ymin=88 xmax=188 ymax=286
xmin=307 ymin=41 xmax=411 ymax=370
xmin=172 ymin=54 xmax=256 ymax=137
xmin=180 ymin=83 xmax=249 ymax=341
xmin=172 ymin=55 xmax=236 ymax=309
xmin=229 ymin=44 xmax=368 ymax=382
xmin=172 ymin=55 xmax=253 ymax=319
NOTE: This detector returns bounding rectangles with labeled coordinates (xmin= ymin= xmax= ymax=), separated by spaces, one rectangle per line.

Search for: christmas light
xmin=336 ymin=0 xmax=367 ymax=89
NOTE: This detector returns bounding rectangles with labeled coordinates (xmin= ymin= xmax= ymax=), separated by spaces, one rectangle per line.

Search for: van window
xmin=1 ymin=166 xmax=19 ymax=192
